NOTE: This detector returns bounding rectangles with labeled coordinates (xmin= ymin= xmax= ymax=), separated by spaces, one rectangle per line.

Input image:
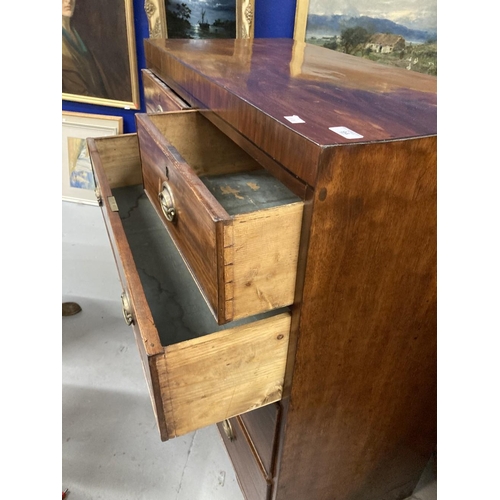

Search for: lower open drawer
xmin=87 ymin=134 xmax=290 ymax=441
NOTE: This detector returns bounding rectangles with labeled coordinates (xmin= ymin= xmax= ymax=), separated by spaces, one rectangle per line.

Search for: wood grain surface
xmin=275 ymin=136 xmax=437 ymax=500
xmin=160 ymin=313 xmax=291 ymax=439
xmin=218 ymin=417 xmax=271 ymax=500
xmin=137 ymin=111 xmax=304 ymax=324
xmin=145 ymin=38 xmax=437 ymax=187
xmin=87 ymin=135 xmax=170 ymax=440
xmin=240 ymin=403 xmax=281 ymax=478
xmin=230 ymin=203 xmax=303 ymax=321
xmin=142 ymin=69 xmax=191 ymax=114
xmin=100 ymin=39 xmax=437 ymax=499
xmin=88 ymin=133 xmax=294 ymax=444
xmin=137 ymin=112 xmax=225 ymax=320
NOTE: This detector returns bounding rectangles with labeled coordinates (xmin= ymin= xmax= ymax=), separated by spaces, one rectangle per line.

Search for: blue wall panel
xmin=254 ymin=0 xmax=296 ymax=39
xmin=62 ymin=0 xmax=297 ymax=132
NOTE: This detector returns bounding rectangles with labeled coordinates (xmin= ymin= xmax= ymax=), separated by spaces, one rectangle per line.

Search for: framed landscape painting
xmin=62 ymin=0 xmax=140 ymax=108
xmin=145 ymin=0 xmax=255 ymax=39
xmin=62 ymin=112 xmax=123 ymax=205
xmin=294 ymin=0 xmax=437 ymax=75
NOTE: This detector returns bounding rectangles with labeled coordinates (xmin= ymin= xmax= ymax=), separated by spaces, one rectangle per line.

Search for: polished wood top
xmin=145 ymin=38 xmax=436 ymax=148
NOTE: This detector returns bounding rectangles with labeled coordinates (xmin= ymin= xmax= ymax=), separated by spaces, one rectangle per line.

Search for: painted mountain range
xmin=306 ymin=14 xmax=437 ymax=43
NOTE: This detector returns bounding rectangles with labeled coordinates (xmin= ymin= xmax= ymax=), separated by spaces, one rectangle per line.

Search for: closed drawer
xmin=218 ymin=417 xmax=271 ymax=500
xmin=87 ymin=134 xmax=291 ymax=442
xmin=142 ymin=69 xmax=191 ymax=114
xmin=136 ymin=111 xmax=304 ymax=325
xmin=240 ymin=403 xmax=281 ymax=478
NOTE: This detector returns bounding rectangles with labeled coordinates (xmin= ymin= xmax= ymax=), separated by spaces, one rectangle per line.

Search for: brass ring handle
xmin=158 ymin=181 xmax=176 ymax=222
xmin=121 ymin=292 xmax=134 ymax=326
xmin=222 ymin=419 xmax=235 ymax=442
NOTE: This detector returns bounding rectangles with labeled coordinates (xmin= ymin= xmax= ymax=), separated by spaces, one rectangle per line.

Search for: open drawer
xmin=136 ymin=111 xmax=304 ymax=325
xmin=87 ymin=134 xmax=291 ymax=442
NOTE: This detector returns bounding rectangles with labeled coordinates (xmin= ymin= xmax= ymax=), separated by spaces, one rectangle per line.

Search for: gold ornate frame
xmin=145 ymin=0 xmax=255 ymax=39
xmin=62 ymin=0 xmax=140 ymax=109
xmin=293 ymin=0 xmax=310 ymax=42
xmin=292 ymin=0 xmax=437 ymax=75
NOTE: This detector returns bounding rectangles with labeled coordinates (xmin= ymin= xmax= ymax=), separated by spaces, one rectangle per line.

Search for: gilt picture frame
xmin=294 ymin=0 xmax=437 ymax=75
xmin=62 ymin=112 xmax=123 ymax=206
xmin=145 ymin=0 xmax=255 ymax=40
xmin=62 ymin=0 xmax=140 ymax=109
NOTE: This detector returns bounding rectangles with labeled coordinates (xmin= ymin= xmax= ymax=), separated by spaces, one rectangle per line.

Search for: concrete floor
xmin=62 ymin=200 xmax=437 ymax=500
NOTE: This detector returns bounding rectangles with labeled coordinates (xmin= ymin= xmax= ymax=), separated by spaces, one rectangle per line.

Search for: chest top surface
xmin=145 ymin=38 xmax=436 ymax=148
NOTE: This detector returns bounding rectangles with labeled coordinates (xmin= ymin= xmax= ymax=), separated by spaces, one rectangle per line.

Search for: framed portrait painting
xmin=62 ymin=112 xmax=123 ymax=205
xmin=62 ymin=0 xmax=140 ymax=109
xmin=145 ymin=0 xmax=255 ymax=40
xmin=294 ymin=0 xmax=437 ymax=75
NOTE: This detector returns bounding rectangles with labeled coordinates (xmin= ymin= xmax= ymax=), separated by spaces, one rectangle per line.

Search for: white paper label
xmin=284 ymin=115 xmax=305 ymax=124
xmin=329 ymin=126 xmax=363 ymax=139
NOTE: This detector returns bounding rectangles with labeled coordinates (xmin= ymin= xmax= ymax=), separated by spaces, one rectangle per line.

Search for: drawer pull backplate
xmin=121 ymin=292 xmax=134 ymax=326
xmin=158 ymin=181 xmax=176 ymax=222
xmin=222 ymin=419 xmax=236 ymax=442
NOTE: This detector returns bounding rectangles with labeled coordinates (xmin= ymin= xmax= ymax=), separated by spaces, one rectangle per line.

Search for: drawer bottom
xmin=113 ymin=184 xmax=288 ymax=347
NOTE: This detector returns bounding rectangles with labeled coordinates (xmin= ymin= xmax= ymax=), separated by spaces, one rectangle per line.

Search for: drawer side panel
xmin=231 ymin=202 xmax=304 ymax=321
xmin=160 ymin=313 xmax=291 ymax=439
xmin=87 ymin=135 xmax=168 ymax=439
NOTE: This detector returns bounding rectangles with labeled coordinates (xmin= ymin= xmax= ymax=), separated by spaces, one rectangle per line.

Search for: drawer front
xmin=218 ymin=417 xmax=271 ymax=500
xmin=137 ymin=111 xmax=226 ymax=321
xmin=88 ymin=134 xmax=291 ymax=442
xmin=136 ymin=111 xmax=304 ymax=325
xmin=142 ymin=69 xmax=191 ymax=114
xmin=240 ymin=403 xmax=280 ymax=478
xmin=87 ymin=134 xmax=169 ymax=437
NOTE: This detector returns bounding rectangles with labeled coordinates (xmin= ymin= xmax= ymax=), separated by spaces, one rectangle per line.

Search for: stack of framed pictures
xmin=62 ymin=112 xmax=123 ymax=205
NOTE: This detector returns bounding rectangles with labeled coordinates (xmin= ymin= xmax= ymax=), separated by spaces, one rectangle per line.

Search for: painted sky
xmin=307 ymin=0 xmax=437 ymax=32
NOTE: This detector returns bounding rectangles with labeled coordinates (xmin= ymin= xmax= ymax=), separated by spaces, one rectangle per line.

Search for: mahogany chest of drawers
xmin=88 ymin=38 xmax=437 ymax=500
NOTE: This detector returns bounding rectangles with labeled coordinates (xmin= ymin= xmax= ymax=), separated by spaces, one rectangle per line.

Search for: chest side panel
xmin=275 ymin=137 xmax=437 ymax=500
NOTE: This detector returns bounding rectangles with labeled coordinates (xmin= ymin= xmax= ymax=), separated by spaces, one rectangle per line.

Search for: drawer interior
xmin=90 ymin=134 xmax=292 ymax=440
xmin=147 ymin=112 xmax=301 ymax=215
xmin=113 ymin=183 xmax=287 ymax=347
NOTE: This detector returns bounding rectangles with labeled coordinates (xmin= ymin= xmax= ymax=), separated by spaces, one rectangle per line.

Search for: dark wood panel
xmin=275 ymin=137 xmax=437 ymax=500
xmin=145 ymin=38 xmax=436 ymax=187
xmin=218 ymin=418 xmax=271 ymax=500
xmin=240 ymin=403 xmax=280 ymax=478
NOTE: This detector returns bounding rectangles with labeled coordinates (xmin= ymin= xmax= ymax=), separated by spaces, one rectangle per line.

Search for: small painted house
xmin=365 ymin=34 xmax=406 ymax=53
